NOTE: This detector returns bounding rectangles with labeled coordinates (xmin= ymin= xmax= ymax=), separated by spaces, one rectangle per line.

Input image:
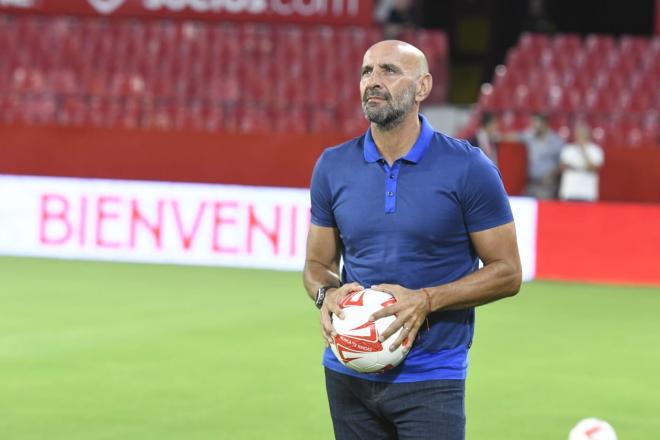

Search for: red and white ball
xmin=568 ymin=418 xmax=617 ymax=440
xmin=330 ymin=288 xmax=408 ymax=373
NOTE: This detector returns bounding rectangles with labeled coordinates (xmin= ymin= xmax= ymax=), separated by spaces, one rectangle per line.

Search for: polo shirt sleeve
xmin=461 ymin=147 xmax=514 ymax=233
xmin=310 ymin=151 xmax=336 ymax=228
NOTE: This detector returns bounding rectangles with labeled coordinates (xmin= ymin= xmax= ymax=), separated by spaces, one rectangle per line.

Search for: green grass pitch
xmin=1 ymin=257 xmax=659 ymax=439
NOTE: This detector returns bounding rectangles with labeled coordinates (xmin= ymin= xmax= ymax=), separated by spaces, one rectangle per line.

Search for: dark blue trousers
xmin=324 ymin=368 xmax=466 ymax=440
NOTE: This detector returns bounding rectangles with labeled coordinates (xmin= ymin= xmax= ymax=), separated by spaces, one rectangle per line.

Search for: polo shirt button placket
xmin=384 ymin=162 xmax=400 ymax=214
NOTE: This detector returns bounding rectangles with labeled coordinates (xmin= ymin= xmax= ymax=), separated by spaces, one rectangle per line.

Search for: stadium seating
xmin=471 ymin=32 xmax=659 ymax=147
xmin=0 ymin=14 xmax=448 ymax=135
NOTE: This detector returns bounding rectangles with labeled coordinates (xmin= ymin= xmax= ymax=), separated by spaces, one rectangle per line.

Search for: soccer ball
xmin=330 ymin=288 xmax=408 ymax=373
xmin=568 ymin=418 xmax=617 ymax=440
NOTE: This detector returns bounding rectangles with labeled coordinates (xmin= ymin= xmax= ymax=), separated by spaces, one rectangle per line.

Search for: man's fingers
xmin=371 ymin=283 xmax=394 ymax=294
xmin=318 ymin=282 xmax=367 ymax=347
xmin=320 ymin=310 xmax=336 ymax=343
xmin=345 ymin=282 xmax=364 ymax=292
xmin=395 ymin=327 xmax=419 ymax=353
xmin=320 ymin=319 xmax=332 ymax=343
xmin=378 ymin=315 xmax=406 ymax=341
xmin=328 ymin=283 xmax=364 ymax=320
xmin=389 ymin=324 xmax=418 ymax=352
xmin=369 ymin=303 xmax=399 ymax=322
xmin=325 ymin=299 xmax=344 ymax=320
xmin=342 ymin=282 xmax=364 ymax=298
xmin=322 ymin=314 xmax=335 ymax=337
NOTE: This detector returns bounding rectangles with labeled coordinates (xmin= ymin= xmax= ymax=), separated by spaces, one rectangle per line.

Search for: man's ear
xmin=415 ymin=73 xmax=433 ymax=103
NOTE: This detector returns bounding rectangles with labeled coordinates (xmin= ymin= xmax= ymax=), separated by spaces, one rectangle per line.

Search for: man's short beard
xmin=362 ymin=85 xmax=417 ymax=131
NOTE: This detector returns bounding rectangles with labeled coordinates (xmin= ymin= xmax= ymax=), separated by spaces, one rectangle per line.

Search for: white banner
xmin=508 ymin=196 xmax=537 ymax=281
xmin=0 ymin=175 xmax=311 ymax=270
xmin=0 ymin=175 xmax=537 ymax=279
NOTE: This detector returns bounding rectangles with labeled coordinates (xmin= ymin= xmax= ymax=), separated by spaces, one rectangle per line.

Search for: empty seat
xmin=0 ymin=14 xmax=449 ymax=133
xmin=467 ymin=32 xmax=659 ymax=147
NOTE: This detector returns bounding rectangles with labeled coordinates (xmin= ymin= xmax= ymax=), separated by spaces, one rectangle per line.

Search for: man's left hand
xmin=369 ymin=284 xmax=430 ymax=353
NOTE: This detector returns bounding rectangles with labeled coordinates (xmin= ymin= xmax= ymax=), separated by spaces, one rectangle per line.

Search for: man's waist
xmin=322 ymin=344 xmax=469 ymax=383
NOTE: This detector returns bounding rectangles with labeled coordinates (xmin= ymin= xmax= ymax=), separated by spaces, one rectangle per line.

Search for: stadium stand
xmin=0 ymin=14 xmax=448 ymax=134
xmin=468 ymin=32 xmax=659 ymax=147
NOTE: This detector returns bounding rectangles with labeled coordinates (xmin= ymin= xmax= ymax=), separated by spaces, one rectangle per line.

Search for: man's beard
xmin=362 ymin=84 xmax=416 ymax=130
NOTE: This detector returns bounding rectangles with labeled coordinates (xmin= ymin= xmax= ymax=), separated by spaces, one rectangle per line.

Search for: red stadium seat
xmin=552 ymin=34 xmax=582 ymax=56
xmin=585 ymin=34 xmax=616 ymax=54
xmin=338 ymin=102 xmax=368 ymax=136
xmin=310 ymin=106 xmax=338 ymax=133
xmin=619 ymin=35 xmax=650 ymax=60
xmin=547 ymin=86 xmax=582 ymax=113
xmin=519 ymin=33 xmax=551 ymax=53
xmin=273 ymin=104 xmax=308 ymax=133
xmin=466 ymin=32 xmax=658 ymax=147
xmin=504 ymin=48 xmax=536 ymax=73
xmin=498 ymin=110 xmax=529 ymax=132
xmin=478 ymin=83 xmax=504 ymax=112
xmin=3 ymin=15 xmax=424 ymax=134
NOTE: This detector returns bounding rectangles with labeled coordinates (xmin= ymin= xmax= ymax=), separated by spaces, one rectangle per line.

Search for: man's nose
xmin=363 ymin=70 xmax=385 ymax=87
xmin=366 ymin=83 xmax=383 ymax=93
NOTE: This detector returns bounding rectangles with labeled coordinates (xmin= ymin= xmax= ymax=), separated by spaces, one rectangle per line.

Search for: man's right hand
xmin=320 ymin=282 xmax=364 ymax=346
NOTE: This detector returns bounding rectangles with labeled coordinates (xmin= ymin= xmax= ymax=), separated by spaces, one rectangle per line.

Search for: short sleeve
xmin=461 ymin=148 xmax=514 ymax=233
xmin=560 ymin=145 xmax=579 ymax=167
xmin=519 ymin=131 xmax=533 ymax=146
xmin=310 ymin=151 xmax=336 ymax=227
xmin=590 ymin=144 xmax=604 ymax=166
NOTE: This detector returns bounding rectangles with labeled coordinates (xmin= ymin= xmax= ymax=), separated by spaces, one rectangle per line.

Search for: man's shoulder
xmin=437 ymin=131 xmax=474 ymax=149
xmin=549 ymin=131 xmax=565 ymax=147
xmin=428 ymin=131 xmax=486 ymax=162
xmin=317 ymin=135 xmax=365 ymax=163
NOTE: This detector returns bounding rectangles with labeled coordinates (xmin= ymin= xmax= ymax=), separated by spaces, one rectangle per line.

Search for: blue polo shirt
xmin=310 ymin=114 xmax=513 ymax=383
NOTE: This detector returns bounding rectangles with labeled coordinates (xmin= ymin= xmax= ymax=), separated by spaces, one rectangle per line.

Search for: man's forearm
xmin=303 ymin=260 xmax=341 ymax=301
xmin=426 ymin=260 xmax=521 ymax=312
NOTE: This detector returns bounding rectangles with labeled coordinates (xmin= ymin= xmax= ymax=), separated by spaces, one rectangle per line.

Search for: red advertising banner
xmin=536 ymin=201 xmax=660 ymax=286
xmin=0 ymin=0 xmax=374 ymax=25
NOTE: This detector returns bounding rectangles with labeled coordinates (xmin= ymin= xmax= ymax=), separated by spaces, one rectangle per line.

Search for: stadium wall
xmin=0 ymin=125 xmax=342 ymax=188
xmin=497 ymin=142 xmax=660 ymax=203
xmin=1 ymin=174 xmax=659 ymax=286
xmin=2 ymin=126 xmax=660 ymax=202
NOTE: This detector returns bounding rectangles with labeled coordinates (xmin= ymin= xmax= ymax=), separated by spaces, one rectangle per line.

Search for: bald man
xmin=303 ymin=41 xmax=522 ymax=440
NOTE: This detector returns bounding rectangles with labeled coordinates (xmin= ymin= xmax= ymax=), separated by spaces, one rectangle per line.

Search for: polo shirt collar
xmin=363 ymin=114 xmax=434 ymax=164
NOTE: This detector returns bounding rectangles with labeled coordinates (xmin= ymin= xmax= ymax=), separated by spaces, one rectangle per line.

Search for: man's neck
xmin=371 ymin=112 xmax=421 ymax=165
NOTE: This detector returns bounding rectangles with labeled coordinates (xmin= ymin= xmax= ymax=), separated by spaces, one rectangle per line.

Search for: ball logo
xmin=87 ymin=0 xmax=127 ymax=14
xmin=334 ymin=321 xmax=383 ymax=362
xmin=338 ymin=290 xmax=366 ymax=308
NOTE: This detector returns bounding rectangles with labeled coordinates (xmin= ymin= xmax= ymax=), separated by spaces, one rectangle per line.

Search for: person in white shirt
xmin=559 ymin=123 xmax=605 ymax=201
